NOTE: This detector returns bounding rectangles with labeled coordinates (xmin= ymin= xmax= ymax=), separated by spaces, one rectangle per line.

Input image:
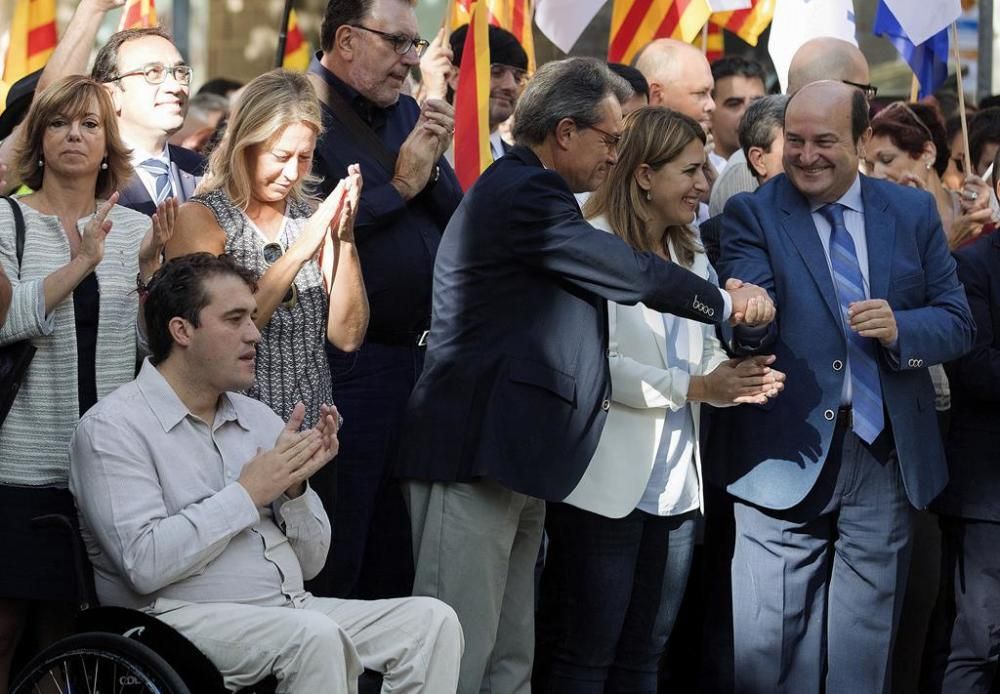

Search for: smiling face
xmin=489 ymin=64 xmax=523 ymax=129
xmin=560 ymin=95 xmax=623 ymax=193
xmin=644 ymin=137 xmax=709 ymax=227
xmin=248 ymin=121 xmax=317 ymax=204
xmin=783 ymin=83 xmax=863 ymax=203
xmin=41 ymin=97 xmax=107 ymax=181
xmin=111 ymin=35 xmax=189 ymax=141
xmin=344 ymin=0 xmax=421 ymax=108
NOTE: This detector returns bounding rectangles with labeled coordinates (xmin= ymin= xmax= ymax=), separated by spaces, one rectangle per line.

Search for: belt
xmin=365 ymin=327 xmax=430 ymax=347
xmin=837 ymin=406 xmax=853 ymax=428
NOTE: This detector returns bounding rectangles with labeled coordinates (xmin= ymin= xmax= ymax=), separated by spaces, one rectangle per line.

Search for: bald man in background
xmin=709 ymin=37 xmax=871 ymax=217
xmin=636 ymin=39 xmax=715 ymax=134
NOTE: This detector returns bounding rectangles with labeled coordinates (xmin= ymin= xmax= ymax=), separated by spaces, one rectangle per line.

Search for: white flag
xmin=883 ymin=0 xmax=961 ymax=46
xmin=707 ymin=0 xmax=752 ymax=10
xmin=535 ymin=0 xmax=605 ymax=54
xmin=769 ymin=0 xmax=858 ymax=93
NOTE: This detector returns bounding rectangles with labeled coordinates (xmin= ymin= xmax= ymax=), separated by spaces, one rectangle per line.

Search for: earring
xmin=646 ymin=191 xmax=652 ymax=201
xmin=37 ymin=159 xmax=44 ymax=167
xmin=925 ymin=160 xmax=932 ymax=171
xmin=100 ymin=158 xmax=109 ymax=171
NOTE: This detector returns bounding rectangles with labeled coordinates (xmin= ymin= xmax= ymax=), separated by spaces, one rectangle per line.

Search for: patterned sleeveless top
xmin=193 ymin=189 xmax=333 ymax=428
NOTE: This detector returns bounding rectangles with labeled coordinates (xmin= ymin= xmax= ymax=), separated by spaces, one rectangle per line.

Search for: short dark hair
xmin=711 ymin=55 xmax=766 ymax=87
xmin=979 ymin=94 xmax=1000 ymax=110
xmin=739 ymin=94 xmax=788 ymax=179
xmin=321 ymin=0 xmax=416 ymax=53
xmin=969 ymin=107 xmax=1000 ymax=175
xmin=144 ymin=254 xmax=257 ymax=365
xmin=992 ymin=146 xmax=1000 ymax=189
xmin=608 ymin=63 xmax=648 ymax=99
xmin=450 ymin=24 xmax=528 ymax=71
xmin=197 ymin=77 xmax=244 ymax=98
xmin=91 ymin=27 xmax=176 ymax=84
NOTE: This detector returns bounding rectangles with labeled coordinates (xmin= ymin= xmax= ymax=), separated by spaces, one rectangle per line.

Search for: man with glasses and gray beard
xmin=396 ymin=57 xmax=775 ymax=694
xmin=306 ymin=0 xmax=463 ymax=602
xmin=91 ymin=27 xmax=205 ymax=215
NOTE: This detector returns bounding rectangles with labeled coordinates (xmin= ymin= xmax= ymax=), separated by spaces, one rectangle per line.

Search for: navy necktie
xmin=819 ymin=203 xmax=884 ymax=444
xmin=139 ymin=158 xmax=172 ymax=206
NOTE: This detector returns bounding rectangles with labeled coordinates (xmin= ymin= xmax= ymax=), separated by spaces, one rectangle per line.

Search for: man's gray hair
xmin=739 ymin=94 xmax=788 ymax=173
xmin=512 ymin=58 xmax=631 ymax=146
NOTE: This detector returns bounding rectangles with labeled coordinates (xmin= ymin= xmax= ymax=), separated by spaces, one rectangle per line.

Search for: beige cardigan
xmin=0 ymin=199 xmax=150 ymax=486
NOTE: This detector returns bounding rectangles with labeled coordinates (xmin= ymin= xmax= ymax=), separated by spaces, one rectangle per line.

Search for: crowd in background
xmin=0 ymin=1 xmax=999 ymax=693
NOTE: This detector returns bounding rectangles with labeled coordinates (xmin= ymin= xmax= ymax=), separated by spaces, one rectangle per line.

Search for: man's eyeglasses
xmin=349 ymin=25 xmax=429 ymax=57
xmin=841 ymin=79 xmax=878 ymax=100
xmin=106 ymin=63 xmax=193 ymax=86
xmin=490 ymin=64 xmax=529 ymax=87
xmin=584 ymin=124 xmax=622 ymax=153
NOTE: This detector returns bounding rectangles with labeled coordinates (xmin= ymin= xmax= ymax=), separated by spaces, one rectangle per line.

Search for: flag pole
xmin=701 ymin=22 xmax=709 ymax=54
xmin=275 ymin=0 xmax=295 ymax=69
xmin=442 ymin=0 xmax=455 ymax=41
xmin=951 ymin=21 xmax=972 ymax=177
xmin=909 ymin=74 xmax=919 ymax=101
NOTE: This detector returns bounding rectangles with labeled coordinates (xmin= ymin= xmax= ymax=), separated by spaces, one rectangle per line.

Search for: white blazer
xmin=563 ymin=216 xmax=730 ymax=518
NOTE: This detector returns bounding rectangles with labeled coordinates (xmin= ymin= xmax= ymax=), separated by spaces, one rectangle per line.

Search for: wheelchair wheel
xmin=11 ymin=631 xmax=191 ymax=694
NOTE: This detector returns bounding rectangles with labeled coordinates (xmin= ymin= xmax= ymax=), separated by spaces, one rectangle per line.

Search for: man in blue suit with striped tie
xmin=714 ymin=80 xmax=975 ymax=694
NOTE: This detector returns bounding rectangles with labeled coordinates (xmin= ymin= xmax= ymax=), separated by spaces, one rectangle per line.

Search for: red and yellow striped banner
xmin=449 ymin=0 xmax=536 ymax=71
xmin=697 ymin=21 xmax=724 ymax=61
xmin=453 ymin=0 xmax=492 ymax=191
xmin=710 ymin=0 xmax=774 ymax=47
xmin=609 ymin=0 xmax=712 ymax=64
xmin=118 ymin=0 xmax=159 ymax=31
xmin=2 ymin=0 xmax=57 ymax=85
xmin=283 ymin=9 xmax=311 ymax=72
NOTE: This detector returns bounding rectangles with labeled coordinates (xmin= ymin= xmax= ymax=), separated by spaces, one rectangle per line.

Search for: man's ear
xmin=856 ymin=126 xmax=873 ymax=157
xmin=168 ymin=316 xmax=194 ymax=349
xmin=334 ymin=25 xmax=357 ymax=61
xmin=103 ymin=83 xmax=123 ymax=116
xmin=647 ymin=82 xmax=664 ymax=107
xmin=747 ymin=146 xmax=766 ymax=179
xmin=553 ymin=117 xmax=576 ymax=151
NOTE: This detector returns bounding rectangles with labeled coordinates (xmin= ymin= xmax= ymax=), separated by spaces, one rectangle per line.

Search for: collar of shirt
xmin=135 ymin=359 xmax=251 ymax=433
xmin=808 ymin=174 xmax=863 ymax=214
xmin=309 ymin=52 xmax=396 ymax=126
xmin=130 ymin=144 xmax=170 ymax=169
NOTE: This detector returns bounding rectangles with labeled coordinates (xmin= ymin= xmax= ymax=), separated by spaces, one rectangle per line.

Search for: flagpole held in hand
xmin=276 ymin=0 xmax=295 ymax=69
xmin=951 ymin=21 xmax=972 ymax=177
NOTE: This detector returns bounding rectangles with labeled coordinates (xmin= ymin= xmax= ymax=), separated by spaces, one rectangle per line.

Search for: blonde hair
xmin=199 ymin=69 xmax=322 ymax=209
xmin=14 ymin=75 xmax=133 ymax=198
xmin=583 ymin=106 xmax=705 ymax=268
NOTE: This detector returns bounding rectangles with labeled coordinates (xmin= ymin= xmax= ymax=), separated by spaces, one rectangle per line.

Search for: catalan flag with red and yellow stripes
xmin=118 ymin=0 xmax=159 ymax=31
xmin=2 ymin=0 xmax=57 ymax=92
xmin=697 ymin=21 xmax=724 ymax=62
xmin=283 ymin=9 xmax=311 ymax=72
xmin=609 ymin=0 xmax=712 ymax=65
xmin=710 ymin=0 xmax=774 ymax=47
xmin=453 ymin=0 xmax=491 ymax=191
xmin=449 ymin=0 xmax=536 ymax=71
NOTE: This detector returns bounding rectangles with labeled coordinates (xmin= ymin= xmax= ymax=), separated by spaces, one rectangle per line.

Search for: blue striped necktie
xmin=139 ymin=158 xmax=172 ymax=205
xmin=820 ymin=203 xmax=884 ymax=444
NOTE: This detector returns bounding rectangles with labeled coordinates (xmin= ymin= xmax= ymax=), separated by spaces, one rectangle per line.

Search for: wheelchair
xmin=10 ymin=515 xmax=382 ymax=694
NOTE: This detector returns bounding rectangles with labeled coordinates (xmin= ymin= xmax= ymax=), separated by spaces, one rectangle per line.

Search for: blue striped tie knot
xmin=139 ymin=158 xmax=172 ymax=206
xmin=819 ymin=202 xmax=884 ymax=444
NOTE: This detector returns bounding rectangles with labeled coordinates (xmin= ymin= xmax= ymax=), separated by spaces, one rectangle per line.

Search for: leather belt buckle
xmin=417 ymin=330 xmax=429 ymax=347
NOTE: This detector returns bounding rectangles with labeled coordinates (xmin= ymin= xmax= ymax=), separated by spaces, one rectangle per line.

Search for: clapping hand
xmin=699 ymin=354 xmax=786 ymax=406
xmin=725 ymin=278 xmax=776 ymax=327
xmin=79 ymin=193 xmax=118 ymax=269
xmin=333 ymin=164 xmax=363 ymax=244
xmin=139 ymin=197 xmax=177 ymax=276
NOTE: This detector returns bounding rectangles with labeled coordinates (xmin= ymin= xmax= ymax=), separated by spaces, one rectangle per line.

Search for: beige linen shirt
xmin=69 ymin=360 xmax=331 ymax=610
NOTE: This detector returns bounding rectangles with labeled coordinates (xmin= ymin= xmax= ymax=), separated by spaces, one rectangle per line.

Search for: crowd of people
xmin=0 ymin=0 xmax=998 ymax=693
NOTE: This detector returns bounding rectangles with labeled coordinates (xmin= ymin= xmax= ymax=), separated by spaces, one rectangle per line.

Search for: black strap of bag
xmin=0 ymin=195 xmax=37 ymax=427
xmin=306 ymin=72 xmax=398 ymax=177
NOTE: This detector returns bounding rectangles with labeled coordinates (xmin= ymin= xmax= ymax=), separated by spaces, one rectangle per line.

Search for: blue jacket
xmin=712 ymin=174 xmax=974 ymax=510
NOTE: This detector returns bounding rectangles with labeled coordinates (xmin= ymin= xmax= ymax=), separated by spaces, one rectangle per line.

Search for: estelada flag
xmin=2 ymin=0 xmax=57 ymax=102
xmin=453 ymin=0 xmax=491 ymax=191
xmin=710 ymin=0 xmax=774 ymax=47
xmin=609 ymin=0 xmax=712 ymax=64
xmin=118 ymin=0 xmax=159 ymax=31
xmin=283 ymin=9 xmax=311 ymax=72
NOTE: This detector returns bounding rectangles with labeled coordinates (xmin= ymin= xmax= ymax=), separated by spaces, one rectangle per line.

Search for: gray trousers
xmin=147 ymin=593 xmax=463 ymax=693
xmin=404 ymin=478 xmax=545 ymax=694
xmin=731 ymin=426 xmax=914 ymax=694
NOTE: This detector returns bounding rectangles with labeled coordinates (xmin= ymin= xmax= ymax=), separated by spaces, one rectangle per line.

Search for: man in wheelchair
xmin=68 ymin=253 xmax=463 ymax=693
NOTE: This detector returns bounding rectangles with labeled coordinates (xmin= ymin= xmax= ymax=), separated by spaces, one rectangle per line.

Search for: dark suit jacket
xmin=712 ymin=174 xmax=974 ymax=511
xmin=699 ymin=213 xmax=724 ymax=268
xmin=118 ymin=144 xmax=205 ymax=216
xmin=935 ymin=233 xmax=1000 ymax=521
xmin=396 ymin=146 xmax=728 ymax=500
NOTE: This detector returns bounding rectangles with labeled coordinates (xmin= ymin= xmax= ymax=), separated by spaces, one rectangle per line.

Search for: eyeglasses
xmin=349 ymin=25 xmax=429 ymax=57
xmin=106 ymin=62 xmax=193 ymax=86
xmin=841 ymin=79 xmax=878 ymax=100
xmin=490 ymin=64 xmax=529 ymax=87
xmin=584 ymin=124 xmax=622 ymax=153
xmin=261 ymin=242 xmax=299 ymax=308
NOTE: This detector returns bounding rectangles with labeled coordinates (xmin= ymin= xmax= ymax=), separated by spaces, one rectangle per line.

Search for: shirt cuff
xmin=718 ymin=287 xmax=732 ymax=322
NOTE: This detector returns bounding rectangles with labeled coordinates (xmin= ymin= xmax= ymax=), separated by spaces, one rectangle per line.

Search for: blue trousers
xmin=731 ymin=424 xmax=913 ymax=694
xmin=542 ymin=502 xmax=697 ymax=694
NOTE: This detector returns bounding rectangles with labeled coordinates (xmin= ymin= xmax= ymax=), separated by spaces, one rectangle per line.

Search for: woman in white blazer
xmin=540 ymin=108 xmax=784 ymax=694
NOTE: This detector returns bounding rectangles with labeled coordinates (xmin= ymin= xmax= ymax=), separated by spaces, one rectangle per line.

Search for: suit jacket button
xmin=824 ymin=409 xmax=835 ymax=421
xmin=601 ymin=399 xmax=611 ymax=411
xmin=832 ymin=359 xmax=844 ymax=371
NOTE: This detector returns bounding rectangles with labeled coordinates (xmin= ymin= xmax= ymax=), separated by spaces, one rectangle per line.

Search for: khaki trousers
xmin=404 ymin=479 xmax=546 ymax=694
xmin=147 ymin=593 xmax=463 ymax=693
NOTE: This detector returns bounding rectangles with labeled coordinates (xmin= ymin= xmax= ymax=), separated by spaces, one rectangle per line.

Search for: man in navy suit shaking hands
xmin=397 ymin=57 xmax=775 ymax=694
xmin=715 ymin=80 xmax=975 ymax=694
